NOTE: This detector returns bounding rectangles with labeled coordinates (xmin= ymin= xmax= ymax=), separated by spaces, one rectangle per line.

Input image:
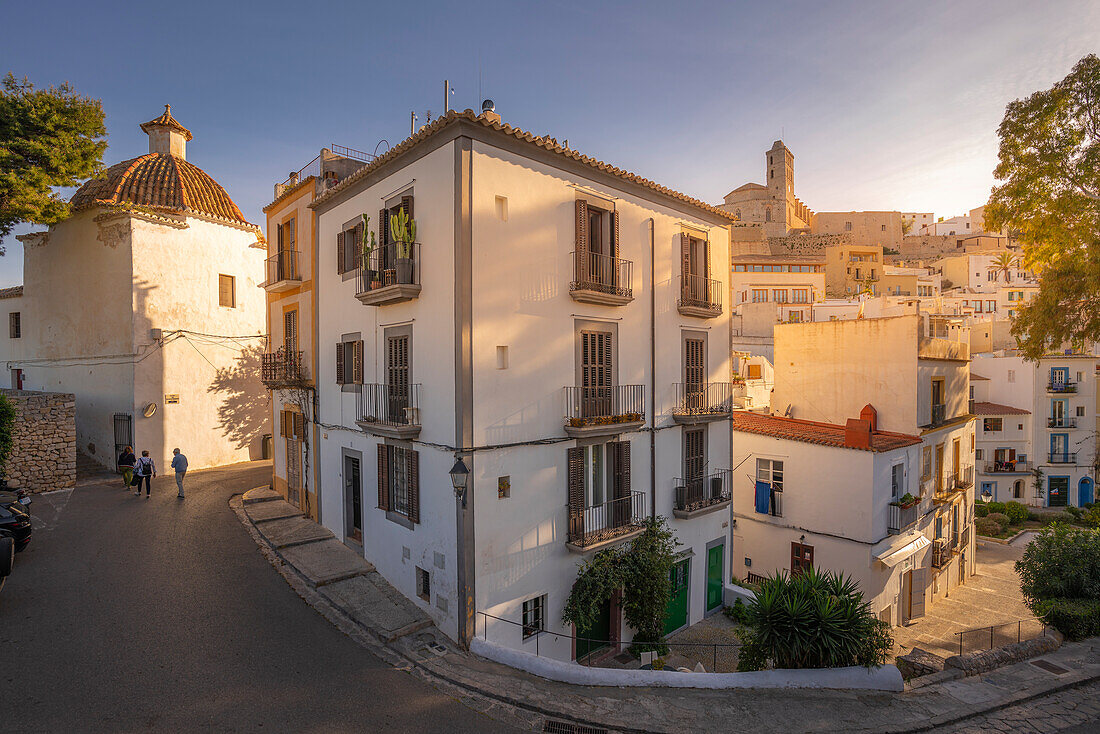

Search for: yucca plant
xmin=736 ymin=567 xmax=892 ymax=671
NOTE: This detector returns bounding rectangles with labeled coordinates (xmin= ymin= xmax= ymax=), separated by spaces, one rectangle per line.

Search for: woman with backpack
xmin=132 ymin=450 xmax=156 ymax=498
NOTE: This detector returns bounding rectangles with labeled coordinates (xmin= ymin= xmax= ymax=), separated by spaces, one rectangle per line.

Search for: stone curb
xmin=229 ymin=490 xmax=1100 ymax=734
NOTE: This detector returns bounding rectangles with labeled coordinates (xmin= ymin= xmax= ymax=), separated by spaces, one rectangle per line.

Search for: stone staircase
xmin=75 ymin=450 xmax=119 ymax=487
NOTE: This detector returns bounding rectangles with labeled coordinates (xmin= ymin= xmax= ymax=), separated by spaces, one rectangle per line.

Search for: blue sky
xmin=1 ymin=0 xmax=1097 ymax=286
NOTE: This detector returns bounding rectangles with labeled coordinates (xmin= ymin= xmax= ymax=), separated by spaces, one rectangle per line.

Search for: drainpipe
xmin=649 ymin=218 xmax=656 ymax=521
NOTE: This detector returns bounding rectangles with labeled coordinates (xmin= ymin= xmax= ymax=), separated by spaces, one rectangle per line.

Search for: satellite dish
xmin=143 ymin=402 xmax=158 ymax=418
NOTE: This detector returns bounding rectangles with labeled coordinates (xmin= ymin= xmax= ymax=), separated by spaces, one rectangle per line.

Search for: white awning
xmin=875 ymin=534 xmax=930 ymax=568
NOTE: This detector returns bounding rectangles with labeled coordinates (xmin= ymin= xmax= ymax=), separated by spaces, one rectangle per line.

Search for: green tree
xmin=986 ymin=55 xmax=1100 ymax=358
xmin=0 ymin=73 xmax=107 ymax=243
xmin=987 ymin=251 xmax=1018 ymax=284
xmin=0 ymin=393 xmax=14 ymax=477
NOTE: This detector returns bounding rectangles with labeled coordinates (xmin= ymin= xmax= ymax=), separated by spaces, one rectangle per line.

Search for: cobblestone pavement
xmin=939 ymin=680 xmax=1100 ymax=733
xmin=892 ymin=538 xmax=1038 ymax=660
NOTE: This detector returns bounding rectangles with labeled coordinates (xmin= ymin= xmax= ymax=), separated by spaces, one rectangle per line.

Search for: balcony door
xmin=1051 ymin=399 xmax=1066 ymax=425
xmin=952 ymin=439 xmax=960 ymax=479
xmin=681 ymin=233 xmax=710 ymax=301
xmin=580 ymin=330 xmax=614 ymax=419
xmin=934 ymin=443 xmax=945 ymax=492
xmin=386 ymin=332 xmax=410 ymax=425
xmin=1050 ymin=367 xmax=1068 ymax=389
xmin=684 ymin=336 xmax=705 ymax=411
xmin=284 ymin=310 xmax=298 ymax=355
xmin=1050 ymin=433 xmax=1068 ymax=463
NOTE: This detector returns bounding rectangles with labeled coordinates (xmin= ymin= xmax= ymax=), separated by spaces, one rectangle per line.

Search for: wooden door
xmin=684 ymin=338 xmax=705 ymax=411
xmin=580 ymin=330 xmax=613 ymax=418
xmin=910 ymin=568 xmax=926 ymax=619
xmin=790 ymin=542 xmax=814 ymax=575
xmin=387 ymin=335 xmax=409 ymax=423
xmin=663 ymin=559 xmax=690 ymax=635
xmin=706 ymin=545 xmax=724 ymax=611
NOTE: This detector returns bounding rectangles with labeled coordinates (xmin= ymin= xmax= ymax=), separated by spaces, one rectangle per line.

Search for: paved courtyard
xmin=892 ymin=537 xmax=1040 ymax=659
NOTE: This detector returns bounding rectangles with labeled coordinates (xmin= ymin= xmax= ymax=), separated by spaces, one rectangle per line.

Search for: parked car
xmin=0 ymin=502 xmax=31 ymax=553
xmin=0 ymin=489 xmax=31 ymax=511
xmin=0 ymin=535 xmax=13 ymax=594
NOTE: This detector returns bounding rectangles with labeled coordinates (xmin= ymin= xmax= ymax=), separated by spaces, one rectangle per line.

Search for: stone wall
xmin=0 ymin=389 xmax=76 ymax=492
xmin=767 ymin=232 xmax=852 ymax=255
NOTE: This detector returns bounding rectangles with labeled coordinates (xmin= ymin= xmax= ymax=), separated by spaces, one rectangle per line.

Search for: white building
xmin=310 ymin=109 xmax=737 ymax=658
xmin=902 ymin=212 xmax=934 ymax=234
xmin=921 ymin=215 xmax=972 ymax=236
xmin=971 ymin=353 xmax=1097 ymax=508
xmin=730 ymin=254 xmax=824 ymax=324
xmin=731 ymin=315 xmax=977 ymax=626
xmin=4 ymin=107 xmax=268 ymax=473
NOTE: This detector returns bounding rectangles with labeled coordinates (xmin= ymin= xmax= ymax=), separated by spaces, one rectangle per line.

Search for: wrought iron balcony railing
xmin=262 ymin=249 xmax=300 ymax=288
xmin=570 ymin=250 xmax=633 ymax=301
xmin=356 ymin=383 xmax=421 ymax=429
xmin=672 ymin=382 xmax=734 ymax=419
xmin=930 ymin=403 xmax=946 ymax=426
xmin=563 ymin=385 xmax=645 ymax=429
xmin=984 ymin=460 xmax=1030 ymax=474
xmin=677 ymin=274 xmax=722 ymax=317
xmin=261 ymin=349 xmax=305 ymax=386
xmin=356 ymin=243 xmax=422 ymax=305
xmin=1048 ymin=452 xmax=1078 ymax=464
xmin=1047 ymin=381 xmax=1077 ymax=393
xmin=567 ymin=491 xmax=646 ymax=548
xmin=673 ymin=470 xmax=732 ymax=515
xmin=1047 ymin=417 xmax=1078 ymax=428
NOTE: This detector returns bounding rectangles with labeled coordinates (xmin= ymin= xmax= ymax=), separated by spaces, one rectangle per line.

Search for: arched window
xmin=1013 ymin=480 xmax=1023 ymax=499
xmin=765 ymin=207 xmax=772 ymax=222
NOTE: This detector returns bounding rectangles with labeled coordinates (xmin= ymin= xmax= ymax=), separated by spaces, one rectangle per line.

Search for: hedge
xmin=1036 ymin=598 xmax=1100 ymax=640
xmin=1004 ymin=501 xmax=1029 ymax=524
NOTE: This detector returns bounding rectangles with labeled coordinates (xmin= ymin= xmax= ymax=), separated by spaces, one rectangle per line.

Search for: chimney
xmin=844 ymin=418 xmax=872 ymax=449
xmin=140 ymin=104 xmax=192 ymax=160
xmin=859 ymin=404 xmax=878 ymax=432
xmin=480 ymin=98 xmax=500 ymax=124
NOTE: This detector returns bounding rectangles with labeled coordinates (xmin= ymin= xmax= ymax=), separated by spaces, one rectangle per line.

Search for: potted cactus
xmin=390 ymin=208 xmax=417 ymax=285
xmin=360 ymin=214 xmax=379 ymax=289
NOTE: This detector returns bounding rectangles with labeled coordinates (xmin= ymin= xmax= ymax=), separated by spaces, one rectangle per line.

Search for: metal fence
xmin=570 ymin=250 xmax=633 ymax=298
xmin=672 ymin=382 xmax=734 ymax=417
xmin=953 ymin=619 xmax=1047 ymax=655
xmin=563 ymin=385 xmax=646 ymax=426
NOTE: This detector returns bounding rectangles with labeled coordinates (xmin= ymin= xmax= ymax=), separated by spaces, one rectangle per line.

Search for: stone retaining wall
xmin=0 ymin=389 xmax=76 ymax=492
xmin=944 ymin=630 xmax=1062 ymax=676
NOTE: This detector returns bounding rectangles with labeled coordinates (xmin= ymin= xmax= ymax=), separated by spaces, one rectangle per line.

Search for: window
xmin=1077 ymin=405 xmax=1085 ymax=417
xmin=522 ymin=595 xmax=545 ymax=639
xmin=377 ymin=444 xmax=420 ymax=523
xmin=567 ymin=440 xmax=631 ymax=540
xmin=746 ymin=363 xmax=762 ymax=380
xmin=790 ymin=542 xmax=813 ymax=575
xmin=881 ymin=224 xmax=886 ymax=232
xmin=8 ymin=312 xmax=19 ymax=339
xmin=752 ymin=288 xmax=767 ymax=303
xmin=756 ymin=459 xmax=783 ymax=517
xmin=921 ymin=446 xmax=931 ymax=481
xmin=336 ymin=220 xmax=362 ymax=274
xmin=416 ymin=566 xmax=430 ymax=601
xmin=986 ymin=300 xmax=996 ymax=312
xmin=1008 ymin=370 xmax=1016 ymax=383
xmin=891 ymin=463 xmax=904 ymax=499
xmin=284 ymin=310 xmax=298 ymax=354
xmin=498 ymin=475 xmax=511 ymax=499
xmin=334 ymin=339 xmax=364 ymax=385
xmin=772 ymin=289 xmax=788 ymax=303
xmin=975 ymin=448 xmax=984 ymax=460
xmin=845 ymin=221 xmax=852 ymax=231
xmin=218 ymin=274 xmax=235 ymax=307
xmin=792 ymin=288 xmax=808 ymax=304
xmin=983 ymin=418 xmax=1003 ymax=432
xmin=495 ymin=195 xmax=508 ymax=221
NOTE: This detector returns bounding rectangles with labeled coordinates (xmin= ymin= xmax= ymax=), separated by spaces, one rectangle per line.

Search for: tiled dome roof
xmin=71 ymin=152 xmax=254 ymax=227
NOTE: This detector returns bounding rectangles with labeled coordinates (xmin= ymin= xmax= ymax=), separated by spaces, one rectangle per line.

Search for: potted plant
xmin=360 ymin=214 xmax=380 ymax=289
xmin=896 ymin=492 xmax=919 ymax=508
xmin=389 ymin=208 xmax=417 ymax=285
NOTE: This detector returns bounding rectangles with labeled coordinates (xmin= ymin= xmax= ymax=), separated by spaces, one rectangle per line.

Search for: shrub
xmin=1062 ymin=509 xmax=1079 ymax=525
xmin=736 ymin=567 xmax=892 ymax=671
xmin=0 ymin=393 xmax=14 ymax=477
xmin=1083 ymin=505 xmax=1100 ymax=529
xmin=723 ymin=597 xmax=751 ymax=625
xmin=1015 ymin=523 xmax=1100 ymax=607
xmin=975 ymin=504 xmax=990 ymax=518
xmin=985 ymin=501 xmax=1006 ymax=515
xmin=1004 ymin=501 xmax=1029 ymax=525
xmin=987 ymin=512 xmax=1011 ymax=531
xmin=1035 ymin=598 xmax=1100 ymax=640
xmin=1064 ymin=505 xmax=1083 ymax=519
xmin=975 ymin=517 xmax=1003 ymax=536
xmin=1028 ymin=511 xmax=1044 ymax=522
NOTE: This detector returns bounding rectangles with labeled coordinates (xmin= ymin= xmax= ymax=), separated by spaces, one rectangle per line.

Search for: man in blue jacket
xmin=171 ymin=448 xmax=188 ymax=499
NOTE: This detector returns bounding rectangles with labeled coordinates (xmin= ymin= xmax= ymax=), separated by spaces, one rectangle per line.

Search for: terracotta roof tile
xmin=139 ymin=104 xmax=193 ymax=141
xmin=310 ymin=109 xmax=739 ymax=223
xmin=0 ymin=286 xmax=23 ymax=300
xmin=973 ymin=401 xmax=1030 ymax=416
xmin=970 ymin=373 xmax=990 ymax=380
xmin=730 ymin=412 xmax=922 ymax=453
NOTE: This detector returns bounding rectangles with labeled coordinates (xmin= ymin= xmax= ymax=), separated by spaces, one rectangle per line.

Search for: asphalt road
xmin=0 ymin=462 xmax=517 ymax=733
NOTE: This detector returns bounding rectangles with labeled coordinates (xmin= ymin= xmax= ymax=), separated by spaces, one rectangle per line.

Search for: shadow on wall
xmin=208 ymin=343 xmax=271 ymax=460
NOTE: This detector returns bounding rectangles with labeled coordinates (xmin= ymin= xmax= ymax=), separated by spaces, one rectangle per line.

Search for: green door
xmin=576 ymin=597 xmax=611 ymax=660
xmin=706 ymin=544 xmax=724 ymax=611
xmin=663 ymin=559 xmax=690 ymax=635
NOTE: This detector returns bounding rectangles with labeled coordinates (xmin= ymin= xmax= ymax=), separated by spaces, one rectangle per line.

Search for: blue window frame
xmin=1050 ymin=433 xmax=1069 ymax=461
xmin=1050 ymin=367 xmax=1068 ymax=385
xmin=981 ymin=481 xmax=996 ymax=501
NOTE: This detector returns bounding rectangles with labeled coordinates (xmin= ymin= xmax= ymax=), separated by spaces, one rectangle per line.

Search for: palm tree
xmin=988 ymin=252 xmax=1017 ymax=283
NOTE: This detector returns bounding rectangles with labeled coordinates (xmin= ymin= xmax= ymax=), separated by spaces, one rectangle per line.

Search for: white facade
xmin=921 ymin=215 xmax=972 ymax=236
xmin=312 ymin=111 xmax=736 ymax=658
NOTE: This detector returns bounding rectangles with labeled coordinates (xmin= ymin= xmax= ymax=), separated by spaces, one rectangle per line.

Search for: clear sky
xmin=1 ymin=0 xmax=1097 ymax=287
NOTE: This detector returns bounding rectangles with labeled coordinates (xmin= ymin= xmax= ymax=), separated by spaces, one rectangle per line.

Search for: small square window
xmin=498 ymin=475 xmax=511 ymax=499
xmin=1076 ymin=406 xmax=1085 ymax=417
xmin=415 ymin=566 xmax=430 ymax=601
xmin=218 ymin=274 xmax=236 ymax=308
xmin=522 ymin=595 xmax=545 ymax=639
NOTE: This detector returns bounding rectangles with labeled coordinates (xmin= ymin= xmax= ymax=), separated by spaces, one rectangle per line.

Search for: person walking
xmin=133 ymin=450 xmax=156 ymax=498
xmin=171 ymin=448 xmax=188 ymax=499
xmin=118 ymin=446 xmax=136 ymax=489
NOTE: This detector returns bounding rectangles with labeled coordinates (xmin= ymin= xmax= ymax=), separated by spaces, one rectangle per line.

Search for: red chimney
xmin=860 ymin=404 xmax=878 ymax=432
xmin=845 ymin=418 xmax=872 ymax=449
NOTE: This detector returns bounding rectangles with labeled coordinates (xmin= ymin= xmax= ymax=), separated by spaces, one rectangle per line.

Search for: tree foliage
xmin=1015 ymin=522 xmax=1100 ymax=607
xmin=736 ymin=567 xmax=893 ymax=671
xmin=985 ymin=55 xmax=1100 ymax=358
xmin=0 ymin=393 xmax=14 ymax=477
xmin=0 ymin=73 xmax=107 ymax=242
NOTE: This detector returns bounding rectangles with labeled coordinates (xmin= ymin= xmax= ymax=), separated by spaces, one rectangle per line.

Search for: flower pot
xmin=396 ymin=257 xmax=413 ymax=284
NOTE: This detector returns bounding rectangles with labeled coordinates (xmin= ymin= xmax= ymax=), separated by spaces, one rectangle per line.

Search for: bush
xmin=723 ymin=597 xmax=751 ymax=625
xmin=736 ymin=567 xmax=892 ymax=671
xmin=1083 ymin=505 xmax=1100 ymax=529
xmin=985 ymin=501 xmax=1007 ymax=515
xmin=1015 ymin=523 xmax=1100 ymax=607
xmin=987 ymin=512 xmax=1011 ymax=531
xmin=1064 ymin=505 xmax=1083 ymax=519
xmin=1004 ymin=501 xmax=1029 ymax=525
xmin=0 ymin=393 xmax=14 ymax=477
xmin=975 ymin=504 xmax=990 ymax=518
xmin=1028 ymin=511 xmax=1044 ymax=522
xmin=975 ymin=517 xmax=1003 ymax=536
xmin=1035 ymin=598 xmax=1100 ymax=640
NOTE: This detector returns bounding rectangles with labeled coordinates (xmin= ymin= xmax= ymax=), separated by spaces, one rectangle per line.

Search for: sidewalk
xmin=234 ymin=486 xmax=1100 ymax=733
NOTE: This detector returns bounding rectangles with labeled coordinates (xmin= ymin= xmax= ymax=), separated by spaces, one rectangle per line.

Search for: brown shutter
xmin=277 ymin=222 xmax=284 ymax=250
xmin=575 ymin=199 xmax=588 ymax=254
xmin=612 ymin=440 xmax=631 ymax=500
xmin=294 ymin=412 xmax=305 ymax=440
xmin=609 ymin=210 xmax=619 ymax=260
xmin=680 ymin=232 xmax=691 ymax=279
xmin=279 ymin=410 xmax=287 ymax=438
xmin=353 ymin=340 xmax=364 ymax=384
xmin=567 ymin=447 xmax=584 ymax=540
xmin=401 ymin=194 xmax=414 ymax=222
xmin=408 ymin=449 xmax=420 ymax=524
xmin=335 ymin=342 xmax=345 ymax=384
xmin=337 ymin=231 xmax=346 ymax=274
xmin=377 ymin=444 xmax=389 ymax=510
xmin=379 ymin=209 xmax=389 ymax=245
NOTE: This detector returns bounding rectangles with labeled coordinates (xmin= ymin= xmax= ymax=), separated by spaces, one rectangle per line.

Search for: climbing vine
xmin=0 ymin=393 xmax=15 ymax=477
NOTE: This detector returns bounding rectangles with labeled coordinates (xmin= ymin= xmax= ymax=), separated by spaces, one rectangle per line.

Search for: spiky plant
xmin=390 ymin=208 xmax=417 ymax=259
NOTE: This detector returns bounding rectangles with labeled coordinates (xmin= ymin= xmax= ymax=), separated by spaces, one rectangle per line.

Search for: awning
xmin=875 ymin=534 xmax=930 ymax=568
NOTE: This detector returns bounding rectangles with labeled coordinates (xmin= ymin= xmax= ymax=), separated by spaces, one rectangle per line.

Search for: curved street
xmin=0 ymin=462 xmax=517 ymax=733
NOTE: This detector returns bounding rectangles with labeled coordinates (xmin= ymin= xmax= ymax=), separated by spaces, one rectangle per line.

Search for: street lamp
xmin=449 ymin=456 xmax=469 ymax=506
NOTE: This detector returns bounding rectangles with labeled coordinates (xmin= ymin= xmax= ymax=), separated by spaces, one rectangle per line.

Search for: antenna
xmin=444 ymin=80 xmax=454 ymax=114
xmin=410 ymin=111 xmax=417 ymax=136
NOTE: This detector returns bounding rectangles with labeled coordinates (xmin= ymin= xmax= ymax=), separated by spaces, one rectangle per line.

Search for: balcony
xmin=261 ymin=349 xmax=305 ymax=387
xmin=570 ymin=251 xmax=633 ymax=306
xmin=953 ymin=466 xmax=974 ymax=490
xmin=563 ymin=385 xmax=646 ymax=438
xmin=1047 ymin=417 xmax=1078 ymax=428
xmin=1047 ymin=381 xmax=1077 ymax=394
xmin=566 ymin=491 xmax=647 ymax=553
xmin=984 ymin=460 xmax=1030 ymax=474
xmin=931 ymin=538 xmax=952 ymax=568
xmin=671 ymin=382 xmax=734 ymax=424
xmin=355 ymin=383 xmax=421 ymax=439
xmin=673 ymin=470 xmax=732 ymax=519
xmin=262 ymin=250 xmax=301 ymax=292
xmin=888 ymin=500 xmax=920 ymax=535
xmin=677 ymin=274 xmax=723 ymax=319
xmin=355 ymin=243 xmax=422 ymax=306
xmin=929 ymin=403 xmax=946 ymax=427
xmin=1048 ymin=452 xmax=1078 ymax=465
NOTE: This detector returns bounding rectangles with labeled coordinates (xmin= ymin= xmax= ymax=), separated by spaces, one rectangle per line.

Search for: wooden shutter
xmin=277 ymin=222 xmax=284 ymax=251
xmin=293 ymin=412 xmax=305 ymax=440
xmin=685 ymin=428 xmax=704 ymax=481
xmin=575 ymin=199 xmax=588 ymax=253
xmin=353 ymin=222 xmax=364 ymax=269
xmin=567 ymin=447 xmax=584 ymax=539
xmin=284 ymin=310 xmax=297 ymax=354
xmin=910 ymin=568 xmax=927 ymax=619
xmin=685 ymin=337 xmax=704 ymax=387
xmin=680 ymin=232 xmax=691 ymax=280
xmin=611 ymin=440 xmax=631 ymax=500
xmin=335 ymin=342 xmax=345 ymax=384
xmin=387 ymin=335 xmax=409 ymax=396
xmin=379 ymin=209 xmax=389 ymax=245
xmin=377 ymin=444 xmax=390 ymax=510
xmin=286 ymin=218 xmax=295 ymax=250
xmin=353 ymin=340 xmax=364 ymax=384
xmin=337 ymin=231 xmax=346 ymax=274
xmin=279 ymin=410 xmax=288 ymax=438
xmin=609 ymin=210 xmax=619 ymax=260
xmin=407 ymin=450 xmax=420 ymax=524
xmin=401 ymin=194 xmax=414 ymax=222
